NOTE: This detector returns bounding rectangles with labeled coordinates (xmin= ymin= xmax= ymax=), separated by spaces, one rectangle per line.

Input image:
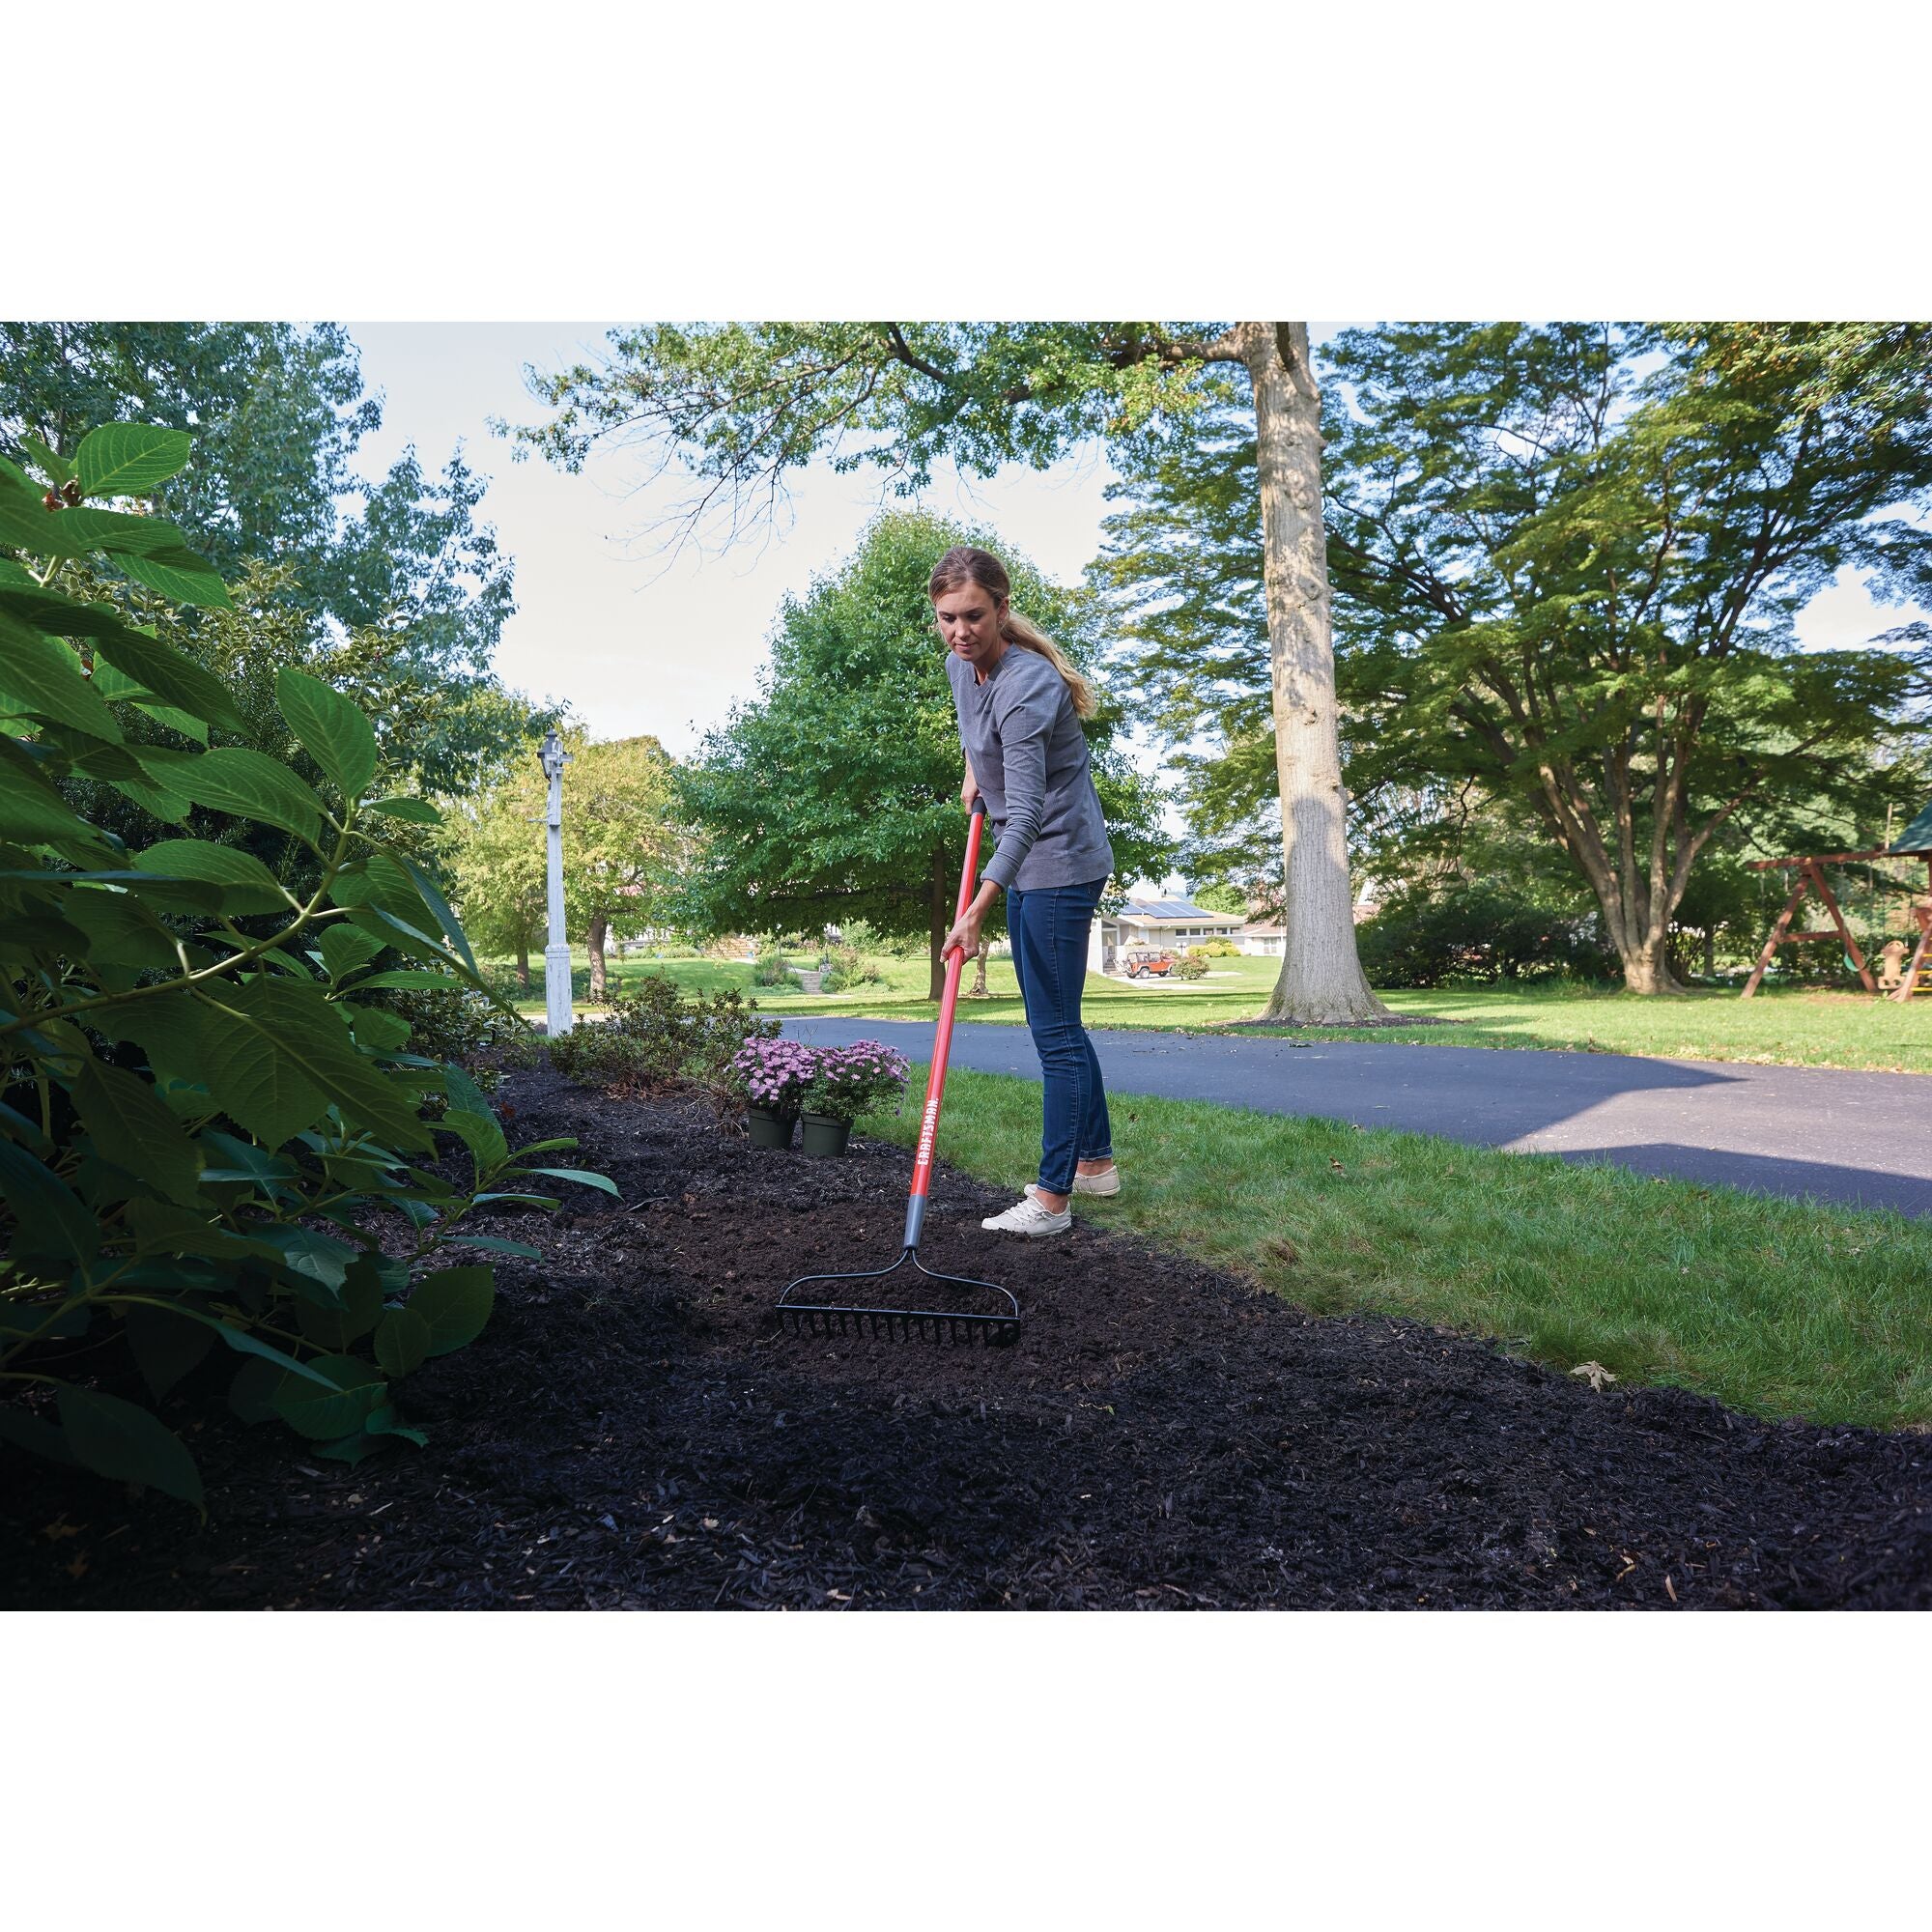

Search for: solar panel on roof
xmin=1122 ymin=898 xmax=1243 ymax=920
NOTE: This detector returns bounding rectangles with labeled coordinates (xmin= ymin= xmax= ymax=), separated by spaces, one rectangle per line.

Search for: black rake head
xmin=777 ymin=1246 xmax=1020 ymax=1347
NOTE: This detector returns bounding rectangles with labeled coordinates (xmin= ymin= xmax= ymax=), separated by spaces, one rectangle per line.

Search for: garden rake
xmin=778 ymin=800 xmax=1021 ymax=1346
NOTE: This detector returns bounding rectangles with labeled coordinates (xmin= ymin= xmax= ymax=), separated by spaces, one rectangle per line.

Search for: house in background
xmin=1238 ymin=880 xmax=1383 ymax=955
xmin=1087 ymin=896 xmax=1246 ymax=974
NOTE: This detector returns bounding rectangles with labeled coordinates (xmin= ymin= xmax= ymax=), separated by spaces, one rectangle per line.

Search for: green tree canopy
xmin=445 ymin=730 xmax=677 ymax=999
xmin=671 ymin=509 xmax=1169 ymax=997
xmin=0 ymin=323 xmax=539 ymax=796
xmin=1098 ymin=324 xmax=1932 ymax=992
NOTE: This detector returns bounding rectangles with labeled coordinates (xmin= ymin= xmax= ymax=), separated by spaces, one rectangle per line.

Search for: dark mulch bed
xmin=5 ymin=1063 xmax=1928 ymax=1610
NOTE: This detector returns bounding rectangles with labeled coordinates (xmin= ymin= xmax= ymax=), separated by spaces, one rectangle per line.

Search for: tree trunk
xmin=927 ymin=850 xmax=949 ymax=1000
xmin=586 ymin=912 xmax=609 ymax=1002
xmin=971 ymin=938 xmax=989 ymax=998
xmin=515 ymin=937 xmax=530 ymax=991
xmin=1242 ymin=323 xmax=1391 ymax=1024
xmin=1619 ymin=931 xmax=1685 ymax=995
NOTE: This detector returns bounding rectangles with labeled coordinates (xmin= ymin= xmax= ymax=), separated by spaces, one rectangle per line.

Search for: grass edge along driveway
xmin=855 ymin=1066 xmax=1932 ymax=1435
xmin=501 ymin=953 xmax=1932 ymax=1076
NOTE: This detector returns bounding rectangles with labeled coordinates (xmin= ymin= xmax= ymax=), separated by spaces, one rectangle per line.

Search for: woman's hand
xmin=942 ymin=883 xmax=998 ymax=963
xmin=960 ymin=769 xmax=980 ymax=811
xmin=941 ymin=905 xmax=983 ymax=963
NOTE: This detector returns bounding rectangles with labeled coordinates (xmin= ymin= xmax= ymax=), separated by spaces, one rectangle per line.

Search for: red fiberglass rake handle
xmin=901 ymin=799 xmax=984 ymax=1252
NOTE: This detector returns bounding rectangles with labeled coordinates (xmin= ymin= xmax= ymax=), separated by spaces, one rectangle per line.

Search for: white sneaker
xmin=980 ymin=1195 xmax=1072 ymax=1237
xmin=1028 ymin=1168 xmax=1121 ymax=1200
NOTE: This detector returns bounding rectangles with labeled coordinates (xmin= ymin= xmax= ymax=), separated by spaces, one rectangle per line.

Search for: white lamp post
xmin=539 ymin=728 xmax=574 ymax=1038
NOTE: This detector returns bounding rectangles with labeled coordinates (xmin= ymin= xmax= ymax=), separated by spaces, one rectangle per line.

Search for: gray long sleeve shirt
xmin=947 ymin=643 xmax=1116 ymax=893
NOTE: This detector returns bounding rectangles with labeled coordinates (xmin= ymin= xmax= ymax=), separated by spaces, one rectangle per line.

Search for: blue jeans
xmin=1006 ymin=877 xmax=1112 ymax=1196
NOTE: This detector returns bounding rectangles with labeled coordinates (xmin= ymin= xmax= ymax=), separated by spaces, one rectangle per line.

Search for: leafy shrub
xmin=819 ymin=943 xmax=883 ymax=993
xmin=0 ymin=423 xmax=611 ymax=1508
xmin=549 ymin=974 xmax=779 ymax=1100
xmin=751 ymin=943 xmax=792 ymax=988
xmin=1173 ymin=952 xmax=1210 ymax=979
xmin=1195 ymin=938 xmax=1241 ymax=957
xmin=1356 ymin=883 xmax=1606 ymax=988
xmin=374 ymin=982 xmax=541 ymax=1097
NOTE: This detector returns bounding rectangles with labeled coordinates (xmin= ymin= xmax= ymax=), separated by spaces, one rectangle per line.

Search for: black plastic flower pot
xmin=747 ymin=1105 xmax=799 ymax=1151
xmin=799 ymin=1112 xmax=851 ymax=1157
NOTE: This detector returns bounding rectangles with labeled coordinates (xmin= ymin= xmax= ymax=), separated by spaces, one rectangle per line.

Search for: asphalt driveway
xmin=780 ymin=1018 xmax=1932 ymax=1218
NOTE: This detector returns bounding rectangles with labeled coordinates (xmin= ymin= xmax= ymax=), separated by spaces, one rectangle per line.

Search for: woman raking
xmin=932 ymin=545 xmax=1121 ymax=1237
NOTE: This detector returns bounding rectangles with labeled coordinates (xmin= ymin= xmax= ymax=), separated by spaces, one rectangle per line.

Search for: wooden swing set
xmin=1740 ymin=800 xmax=1932 ymax=1000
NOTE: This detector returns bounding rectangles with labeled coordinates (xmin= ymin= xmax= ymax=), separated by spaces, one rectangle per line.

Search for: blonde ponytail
xmin=999 ymin=609 xmax=1097 ymax=719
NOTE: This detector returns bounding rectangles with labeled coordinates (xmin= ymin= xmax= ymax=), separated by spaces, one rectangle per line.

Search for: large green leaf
xmin=75 ymin=425 xmax=194 ymax=499
xmin=318 ymin=923 xmax=383 ymax=980
xmin=0 ymin=612 xmax=125 ymax=740
xmin=346 ymin=1004 xmax=412 ymax=1054
xmin=15 ymin=504 xmax=200 ymax=561
xmin=0 ymin=1401 xmax=78 ymax=1466
xmin=70 ymin=1054 xmax=204 ymax=1205
xmin=62 ymin=887 xmax=182 ymax=972
xmin=134 ymin=702 xmax=211 ymax=745
xmin=0 ymin=751 xmax=99 ymax=845
xmin=199 ymin=976 xmax=433 ymax=1151
xmin=373 ymin=1305 xmax=432 ymax=1378
xmin=131 ymin=838 xmax=292 ymax=915
xmin=350 ymin=969 xmax=466 ymax=991
xmin=0 ymin=590 xmax=245 ymax=733
xmin=89 ymin=625 xmax=246 ymax=733
xmin=523 ymin=1166 xmax=622 ymax=1197
xmin=124 ymin=1301 xmax=217 ymax=1400
xmin=272 ymin=1354 xmax=388 ymax=1439
xmin=365 ymin=796 xmax=441 ymax=825
xmin=440 ymin=1061 xmax=494 ymax=1119
xmin=86 ymin=659 xmax=152 ymax=702
xmin=56 ymin=1385 xmax=203 ymax=1507
xmin=206 ymin=1320 xmax=343 ymax=1389
xmin=252 ymin=1224 xmax=358 ymax=1295
xmin=295 ymin=1252 xmax=384 ymax=1350
xmin=194 ymin=984 xmax=332 ymax=1149
xmin=397 ymin=853 xmax=478 ymax=978
xmin=275 ymin=668 xmax=378 ymax=801
xmin=65 ymin=740 xmax=194 ymax=823
xmin=86 ymin=996 xmax=213 ymax=1092
xmin=0 ymin=1138 xmax=99 ymax=1267
xmin=173 ymin=749 xmax=325 ymax=843
xmin=114 ymin=549 xmax=233 ymax=610
xmin=332 ymin=850 xmax=434 ymax=927
xmin=407 ymin=1264 xmax=495 ymax=1355
xmin=228 ymin=1356 xmax=285 ymax=1425
xmin=443 ymin=1107 xmax=509 ymax=1172
xmin=18 ymin=435 xmax=74 ymax=489
xmin=0 ymin=491 xmax=66 ymax=553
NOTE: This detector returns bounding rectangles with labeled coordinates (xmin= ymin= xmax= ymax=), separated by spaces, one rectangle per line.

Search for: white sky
xmin=344 ymin=322 xmax=1126 ymax=757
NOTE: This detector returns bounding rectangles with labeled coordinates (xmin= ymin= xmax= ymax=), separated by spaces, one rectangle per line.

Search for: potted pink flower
xmin=798 ymin=1040 xmax=911 ymax=1156
xmin=728 ymin=1037 xmax=819 ymax=1150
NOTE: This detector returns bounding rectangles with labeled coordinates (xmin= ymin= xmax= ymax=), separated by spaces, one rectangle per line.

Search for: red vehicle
xmin=1124 ymin=948 xmax=1178 ymax=979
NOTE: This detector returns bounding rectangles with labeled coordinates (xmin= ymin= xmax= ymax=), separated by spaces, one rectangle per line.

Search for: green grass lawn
xmin=500 ymin=949 xmax=1932 ymax=1074
xmin=851 ymin=1067 xmax=1932 ymax=1432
